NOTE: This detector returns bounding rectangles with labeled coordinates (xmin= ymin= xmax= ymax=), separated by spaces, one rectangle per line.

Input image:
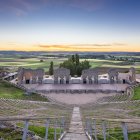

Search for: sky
xmin=0 ymin=0 xmax=140 ymax=52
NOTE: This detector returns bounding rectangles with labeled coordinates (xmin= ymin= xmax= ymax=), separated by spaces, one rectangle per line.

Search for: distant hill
xmin=0 ymin=51 xmax=140 ymax=57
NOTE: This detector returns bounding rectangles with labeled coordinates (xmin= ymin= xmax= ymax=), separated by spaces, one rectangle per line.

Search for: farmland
xmin=0 ymin=56 xmax=140 ymax=73
xmin=0 ymin=57 xmax=66 ymax=72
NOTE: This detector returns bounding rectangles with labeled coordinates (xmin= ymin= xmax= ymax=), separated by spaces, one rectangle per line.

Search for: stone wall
xmin=108 ymin=68 xmax=119 ymax=84
xmin=81 ymin=68 xmax=99 ymax=84
xmin=118 ymin=67 xmax=136 ymax=84
xmin=18 ymin=67 xmax=136 ymax=85
xmin=53 ymin=67 xmax=70 ymax=84
xmin=18 ymin=68 xmax=44 ymax=84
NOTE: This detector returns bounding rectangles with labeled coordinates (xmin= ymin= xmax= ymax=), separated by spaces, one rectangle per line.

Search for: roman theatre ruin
xmin=11 ymin=67 xmax=136 ymax=105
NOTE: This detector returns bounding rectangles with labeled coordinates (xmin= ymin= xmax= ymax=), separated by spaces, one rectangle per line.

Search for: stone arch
xmin=82 ymin=68 xmax=98 ymax=84
xmin=18 ymin=68 xmax=44 ymax=84
xmin=54 ymin=68 xmax=70 ymax=84
xmin=108 ymin=69 xmax=119 ymax=84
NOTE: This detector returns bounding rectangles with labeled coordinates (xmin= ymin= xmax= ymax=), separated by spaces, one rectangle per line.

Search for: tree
xmin=40 ymin=59 xmax=44 ymax=62
xmin=81 ymin=60 xmax=90 ymax=69
xmin=75 ymin=54 xmax=79 ymax=65
xmin=49 ymin=61 xmax=53 ymax=75
xmin=71 ymin=55 xmax=75 ymax=63
xmin=59 ymin=54 xmax=91 ymax=76
xmin=60 ymin=60 xmax=76 ymax=75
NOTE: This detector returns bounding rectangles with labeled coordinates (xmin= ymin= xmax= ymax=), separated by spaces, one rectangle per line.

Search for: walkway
xmin=63 ymin=107 xmax=88 ymax=140
xmin=24 ymin=84 xmax=128 ymax=92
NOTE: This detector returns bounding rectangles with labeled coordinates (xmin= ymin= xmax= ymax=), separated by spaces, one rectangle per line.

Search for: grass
xmin=107 ymin=127 xmax=140 ymax=140
xmin=132 ymin=86 xmax=140 ymax=100
xmin=94 ymin=127 xmax=140 ymax=140
xmin=129 ymin=110 xmax=140 ymax=117
xmin=0 ymin=127 xmax=23 ymax=140
xmin=0 ymin=125 xmax=61 ymax=140
xmin=103 ymin=131 xmax=140 ymax=140
xmin=26 ymin=125 xmax=61 ymax=139
xmin=0 ymin=80 xmax=48 ymax=101
xmin=17 ymin=122 xmax=61 ymax=139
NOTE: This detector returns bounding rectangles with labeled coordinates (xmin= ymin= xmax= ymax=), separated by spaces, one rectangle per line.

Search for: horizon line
xmin=0 ymin=50 xmax=140 ymax=53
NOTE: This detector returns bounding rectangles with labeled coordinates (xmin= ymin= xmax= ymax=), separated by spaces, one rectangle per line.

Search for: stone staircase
xmin=63 ymin=107 xmax=88 ymax=140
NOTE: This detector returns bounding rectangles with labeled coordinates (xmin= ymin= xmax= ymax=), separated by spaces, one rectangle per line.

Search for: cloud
xmin=0 ymin=0 xmax=48 ymax=16
xmin=0 ymin=0 xmax=108 ymax=16
xmin=113 ymin=43 xmax=126 ymax=46
xmin=38 ymin=43 xmax=120 ymax=52
xmin=38 ymin=43 xmax=127 ymax=51
xmin=39 ymin=43 xmax=126 ymax=48
xmin=71 ymin=44 xmax=112 ymax=47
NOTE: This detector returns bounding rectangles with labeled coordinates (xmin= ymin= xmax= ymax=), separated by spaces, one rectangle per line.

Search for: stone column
xmin=23 ymin=76 xmax=25 ymax=84
xmin=36 ymin=76 xmax=39 ymax=84
xmin=64 ymin=77 xmax=66 ymax=84
xmin=30 ymin=77 xmax=32 ymax=84
xmin=86 ymin=77 xmax=89 ymax=84
xmin=80 ymin=77 xmax=83 ymax=84
xmin=58 ymin=77 xmax=60 ymax=84
xmin=94 ymin=75 xmax=98 ymax=84
xmin=91 ymin=77 xmax=94 ymax=84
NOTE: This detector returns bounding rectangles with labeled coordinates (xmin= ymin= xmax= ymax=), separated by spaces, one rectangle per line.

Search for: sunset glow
xmin=0 ymin=0 xmax=140 ymax=52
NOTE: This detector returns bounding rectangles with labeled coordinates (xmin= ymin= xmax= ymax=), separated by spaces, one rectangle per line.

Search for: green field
xmin=0 ymin=57 xmax=66 ymax=72
xmin=0 ymin=80 xmax=48 ymax=101
xmin=0 ymin=57 xmax=140 ymax=73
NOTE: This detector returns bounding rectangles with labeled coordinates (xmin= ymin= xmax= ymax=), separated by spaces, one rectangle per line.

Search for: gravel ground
xmin=42 ymin=93 xmax=117 ymax=105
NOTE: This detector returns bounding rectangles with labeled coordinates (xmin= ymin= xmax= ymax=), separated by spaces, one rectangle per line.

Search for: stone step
xmin=63 ymin=107 xmax=88 ymax=140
